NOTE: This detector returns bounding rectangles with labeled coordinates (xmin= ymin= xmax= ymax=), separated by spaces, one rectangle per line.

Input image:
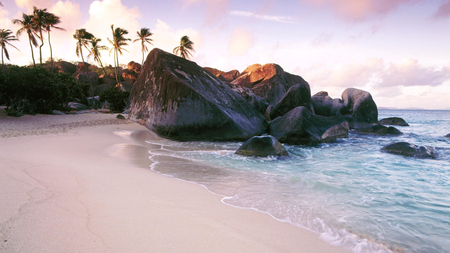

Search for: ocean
xmin=144 ymin=109 xmax=450 ymax=253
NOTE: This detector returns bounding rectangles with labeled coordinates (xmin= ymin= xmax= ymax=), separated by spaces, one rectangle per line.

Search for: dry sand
xmin=0 ymin=110 xmax=349 ymax=253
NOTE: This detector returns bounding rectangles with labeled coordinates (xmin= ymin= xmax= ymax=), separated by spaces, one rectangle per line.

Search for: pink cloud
xmin=179 ymin=0 xmax=229 ymax=24
xmin=434 ymin=0 xmax=450 ymax=18
xmin=303 ymin=0 xmax=419 ymax=21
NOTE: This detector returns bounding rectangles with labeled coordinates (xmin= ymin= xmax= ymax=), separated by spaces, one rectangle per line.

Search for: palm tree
xmin=133 ymin=28 xmax=153 ymax=65
xmin=173 ymin=35 xmax=195 ymax=60
xmin=31 ymin=6 xmax=49 ymax=66
xmin=73 ymin=29 xmax=93 ymax=71
xmin=12 ymin=13 xmax=39 ymax=67
xmin=73 ymin=28 xmax=94 ymax=95
xmin=44 ymin=12 xmax=65 ymax=74
xmin=108 ymin=24 xmax=130 ymax=83
xmin=0 ymin=29 xmax=20 ymax=70
xmin=88 ymin=36 xmax=111 ymax=84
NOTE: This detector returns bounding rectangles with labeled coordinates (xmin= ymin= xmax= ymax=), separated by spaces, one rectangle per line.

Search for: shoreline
xmin=0 ymin=112 xmax=349 ymax=252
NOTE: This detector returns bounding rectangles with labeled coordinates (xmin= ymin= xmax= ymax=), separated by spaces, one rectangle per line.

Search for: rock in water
xmin=235 ymin=135 xmax=289 ymax=157
xmin=269 ymin=106 xmax=349 ymax=144
xmin=269 ymin=84 xmax=314 ymax=120
xmin=355 ymin=124 xmax=403 ymax=135
xmin=381 ymin=142 xmax=437 ymax=159
xmin=378 ymin=117 xmax=409 ymax=126
xmin=128 ymin=48 xmax=267 ymax=141
xmin=311 ymin=88 xmax=378 ymax=127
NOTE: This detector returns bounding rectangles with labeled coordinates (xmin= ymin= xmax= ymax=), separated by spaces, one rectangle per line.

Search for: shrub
xmin=0 ymin=66 xmax=84 ymax=116
xmin=99 ymin=86 xmax=129 ymax=112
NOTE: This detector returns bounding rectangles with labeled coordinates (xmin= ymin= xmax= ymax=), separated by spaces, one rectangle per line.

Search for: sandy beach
xmin=0 ymin=111 xmax=349 ymax=253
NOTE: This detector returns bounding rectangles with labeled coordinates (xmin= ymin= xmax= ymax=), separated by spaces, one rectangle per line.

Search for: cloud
xmin=433 ymin=0 xmax=450 ymax=18
xmin=152 ymin=19 xmax=203 ymax=59
xmin=15 ymin=0 xmax=55 ymax=12
xmin=82 ymin=0 xmax=142 ymax=66
xmin=178 ymin=0 xmax=229 ymax=24
xmin=299 ymin=57 xmax=450 ymax=99
xmin=227 ymin=27 xmax=255 ymax=57
xmin=303 ymin=0 xmax=419 ymax=21
xmin=311 ymin=32 xmax=333 ymax=46
xmin=229 ymin=10 xmax=301 ymax=24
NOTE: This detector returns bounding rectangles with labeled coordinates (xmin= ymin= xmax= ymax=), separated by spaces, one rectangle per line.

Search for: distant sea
xmin=145 ymin=109 xmax=450 ymax=253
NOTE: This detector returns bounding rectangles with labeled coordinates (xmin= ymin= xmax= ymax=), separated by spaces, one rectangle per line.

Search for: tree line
xmin=0 ymin=5 xmax=196 ymax=78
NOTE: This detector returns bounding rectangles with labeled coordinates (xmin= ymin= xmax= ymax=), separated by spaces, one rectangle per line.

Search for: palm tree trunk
xmin=98 ymin=59 xmax=112 ymax=85
xmin=114 ymin=49 xmax=119 ymax=84
xmin=1 ymin=49 xmax=4 ymax=71
xmin=48 ymin=31 xmax=54 ymax=74
xmin=39 ymin=29 xmax=44 ymax=66
xmin=28 ymin=34 xmax=36 ymax=67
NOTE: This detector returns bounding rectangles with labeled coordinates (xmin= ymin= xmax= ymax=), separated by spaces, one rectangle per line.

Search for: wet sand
xmin=0 ymin=111 xmax=349 ymax=252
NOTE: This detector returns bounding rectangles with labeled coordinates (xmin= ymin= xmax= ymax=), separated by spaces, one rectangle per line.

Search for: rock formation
xmin=204 ymin=67 xmax=240 ymax=82
xmin=235 ymin=135 xmax=289 ymax=157
xmin=231 ymin=63 xmax=310 ymax=105
xmin=381 ymin=142 xmax=437 ymax=159
xmin=269 ymin=106 xmax=349 ymax=144
xmin=128 ymin=48 xmax=267 ymax=141
xmin=311 ymin=88 xmax=378 ymax=128
xmin=378 ymin=117 xmax=409 ymax=126
xmin=122 ymin=61 xmax=141 ymax=83
xmin=269 ymin=84 xmax=314 ymax=121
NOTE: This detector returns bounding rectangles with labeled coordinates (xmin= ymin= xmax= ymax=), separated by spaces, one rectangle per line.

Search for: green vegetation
xmin=0 ymin=66 xmax=84 ymax=116
xmin=99 ymin=86 xmax=129 ymax=112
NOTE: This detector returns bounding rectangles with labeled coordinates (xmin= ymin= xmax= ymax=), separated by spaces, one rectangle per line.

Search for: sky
xmin=1 ymin=0 xmax=450 ymax=109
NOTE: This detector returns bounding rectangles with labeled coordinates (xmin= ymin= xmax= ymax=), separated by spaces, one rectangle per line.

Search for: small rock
xmin=52 ymin=110 xmax=65 ymax=115
xmin=378 ymin=117 xmax=409 ymax=126
xmin=355 ymin=124 xmax=402 ymax=135
xmin=235 ymin=135 xmax=289 ymax=157
xmin=117 ymin=114 xmax=126 ymax=119
xmin=381 ymin=142 xmax=437 ymax=159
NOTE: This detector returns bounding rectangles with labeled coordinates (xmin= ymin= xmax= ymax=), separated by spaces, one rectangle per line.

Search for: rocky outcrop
xmin=378 ymin=117 xmax=409 ymax=126
xmin=57 ymin=61 xmax=77 ymax=75
xmin=312 ymin=88 xmax=378 ymax=127
xmin=269 ymin=84 xmax=314 ymax=121
xmin=235 ymin=135 xmax=289 ymax=157
xmin=445 ymin=133 xmax=450 ymax=138
xmin=381 ymin=142 xmax=437 ymax=159
xmin=269 ymin=106 xmax=349 ymax=144
xmin=231 ymin=64 xmax=310 ymax=105
xmin=355 ymin=124 xmax=402 ymax=135
xmin=204 ymin=67 xmax=240 ymax=82
xmin=129 ymin=48 xmax=267 ymax=141
xmin=122 ymin=61 xmax=141 ymax=83
xmin=75 ymin=72 xmax=99 ymax=86
xmin=229 ymin=85 xmax=269 ymax=116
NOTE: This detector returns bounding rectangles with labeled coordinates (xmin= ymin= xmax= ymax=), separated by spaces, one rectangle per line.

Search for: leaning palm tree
xmin=108 ymin=24 xmax=130 ymax=83
xmin=31 ymin=6 xmax=49 ymax=66
xmin=0 ymin=29 xmax=20 ymax=70
xmin=133 ymin=28 xmax=153 ymax=65
xmin=173 ymin=35 xmax=194 ymax=60
xmin=74 ymin=28 xmax=94 ymax=96
xmin=12 ymin=13 xmax=39 ymax=67
xmin=88 ymin=36 xmax=111 ymax=84
xmin=44 ymin=12 xmax=65 ymax=74
xmin=73 ymin=28 xmax=93 ymax=72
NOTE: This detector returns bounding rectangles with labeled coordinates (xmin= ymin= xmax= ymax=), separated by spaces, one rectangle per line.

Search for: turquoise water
xmin=146 ymin=109 xmax=450 ymax=253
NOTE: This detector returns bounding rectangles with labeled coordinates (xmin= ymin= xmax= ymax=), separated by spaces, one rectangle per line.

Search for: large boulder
xmin=311 ymin=91 xmax=345 ymax=117
xmin=269 ymin=106 xmax=349 ymax=144
xmin=235 ymin=135 xmax=289 ymax=157
xmin=129 ymin=48 xmax=267 ymax=141
xmin=381 ymin=142 xmax=437 ymax=159
xmin=57 ymin=61 xmax=77 ymax=75
xmin=75 ymin=71 xmax=99 ymax=86
xmin=231 ymin=63 xmax=310 ymax=105
xmin=229 ymin=85 xmax=269 ymax=116
xmin=269 ymin=84 xmax=314 ymax=121
xmin=312 ymin=88 xmax=378 ymax=127
xmin=378 ymin=117 xmax=409 ymax=126
xmin=355 ymin=124 xmax=402 ymax=135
